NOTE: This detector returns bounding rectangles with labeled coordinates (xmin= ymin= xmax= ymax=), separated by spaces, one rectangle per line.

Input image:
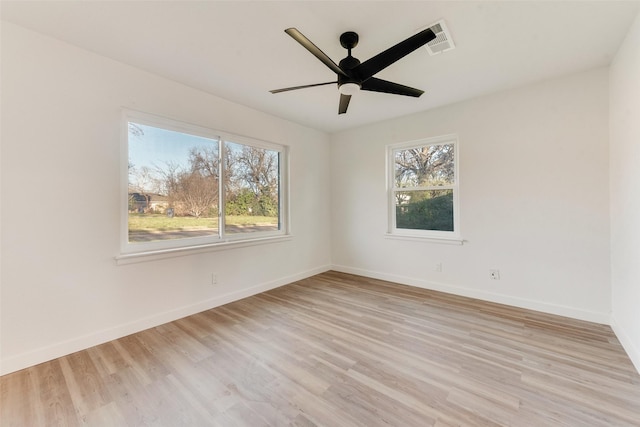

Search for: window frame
xmin=386 ymin=134 xmax=461 ymax=241
xmin=120 ymin=110 xmax=289 ymax=258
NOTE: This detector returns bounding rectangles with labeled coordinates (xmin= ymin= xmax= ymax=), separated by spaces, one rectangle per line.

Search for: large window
xmin=122 ymin=111 xmax=287 ymax=254
xmin=388 ymin=135 xmax=459 ymax=240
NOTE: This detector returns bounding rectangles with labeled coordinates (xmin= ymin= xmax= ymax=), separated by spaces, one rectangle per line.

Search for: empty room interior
xmin=2 ymin=1 xmax=640 ymax=425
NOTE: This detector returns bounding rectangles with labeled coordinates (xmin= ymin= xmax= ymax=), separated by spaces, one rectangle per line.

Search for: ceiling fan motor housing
xmin=338 ymin=54 xmax=362 ymax=89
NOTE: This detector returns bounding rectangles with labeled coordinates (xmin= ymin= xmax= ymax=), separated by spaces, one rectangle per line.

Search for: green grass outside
xmin=128 ymin=213 xmax=277 ymax=232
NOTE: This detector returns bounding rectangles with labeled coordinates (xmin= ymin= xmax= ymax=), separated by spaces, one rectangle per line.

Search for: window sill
xmin=384 ymin=233 xmax=464 ymax=245
xmin=116 ymin=234 xmax=293 ymax=265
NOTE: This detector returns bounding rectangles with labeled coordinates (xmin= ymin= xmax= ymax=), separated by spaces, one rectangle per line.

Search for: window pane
xmin=128 ymin=122 xmax=219 ymax=243
xmin=224 ymin=141 xmax=280 ymax=234
xmin=394 ymin=144 xmax=454 ymax=187
xmin=395 ymin=189 xmax=454 ymax=231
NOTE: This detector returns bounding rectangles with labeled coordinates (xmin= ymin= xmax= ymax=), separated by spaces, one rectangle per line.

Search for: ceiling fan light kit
xmin=270 ymin=24 xmax=440 ymax=114
xmin=338 ymin=82 xmax=360 ymax=96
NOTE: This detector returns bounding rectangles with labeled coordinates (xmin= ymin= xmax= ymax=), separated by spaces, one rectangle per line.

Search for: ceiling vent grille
xmin=424 ymin=20 xmax=455 ymax=56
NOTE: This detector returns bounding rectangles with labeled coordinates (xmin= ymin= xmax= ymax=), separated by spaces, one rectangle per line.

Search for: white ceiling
xmin=2 ymin=1 xmax=639 ymax=133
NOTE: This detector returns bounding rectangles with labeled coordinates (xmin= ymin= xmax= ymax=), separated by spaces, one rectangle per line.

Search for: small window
xmin=122 ymin=111 xmax=288 ymax=254
xmin=388 ymin=135 xmax=459 ymax=239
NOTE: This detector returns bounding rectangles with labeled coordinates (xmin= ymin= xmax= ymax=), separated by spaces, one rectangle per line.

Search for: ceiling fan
xmin=270 ymin=27 xmax=437 ymax=114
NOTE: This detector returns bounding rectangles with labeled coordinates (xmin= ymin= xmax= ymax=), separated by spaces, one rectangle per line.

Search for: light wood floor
xmin=2 ymin=271 xmax=640 ymax=426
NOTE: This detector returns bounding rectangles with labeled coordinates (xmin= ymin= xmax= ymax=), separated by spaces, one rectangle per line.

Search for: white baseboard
xmin=0 ymin=264 xmax=331 ymax=376
xmin=610 ymin=317 xmax=640 ymax=375
xmin=331 ymin=264 xmax=612 ymax=325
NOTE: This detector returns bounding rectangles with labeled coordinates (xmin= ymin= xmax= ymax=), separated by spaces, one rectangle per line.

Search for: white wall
xmin=610 ymin=13 xmax=640 ymax=373
xmin=330 ymin=68 xmax=611 ymax=323
xmin=0 ymin=23 xmax=331 ymax=375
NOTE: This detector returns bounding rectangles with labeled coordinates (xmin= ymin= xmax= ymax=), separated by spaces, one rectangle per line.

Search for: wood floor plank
xmin=2 ymin=271 xmax=640 ymax=426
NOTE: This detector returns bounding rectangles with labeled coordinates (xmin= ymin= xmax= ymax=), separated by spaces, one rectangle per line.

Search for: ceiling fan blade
xmin=361 ymin=77 xmax=424 ymax=97
xmin=285 ymin=28 xmax=348 ymax=77
xmin=353 ymin=28 xmax=436 ymax=81
xmin=270 ymin=81 xmax=337 ymax=94
xmin=338 ymin=94 xmax=351 ymax=114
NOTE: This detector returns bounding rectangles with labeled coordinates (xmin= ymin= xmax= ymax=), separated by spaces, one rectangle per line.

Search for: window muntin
xmin=388 ymin=136 xmax=459 ymax=238
xmin=123 ymin=111 xmax=287 ymax=254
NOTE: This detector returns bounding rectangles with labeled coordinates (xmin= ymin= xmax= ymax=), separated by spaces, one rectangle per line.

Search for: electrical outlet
xmin=435 ymin=262 xmax=442 ymax=272
xmin=489 ymin=269 xmax=500 ymax=280
xmin=211 ymin=273 xmax=218 ymax=285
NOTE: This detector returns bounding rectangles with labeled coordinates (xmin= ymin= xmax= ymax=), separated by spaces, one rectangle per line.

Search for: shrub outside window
xmin=122 ymin=111 xmax=288 ymax=254
xmin=388 ymin=135 xmax=459 ymax=239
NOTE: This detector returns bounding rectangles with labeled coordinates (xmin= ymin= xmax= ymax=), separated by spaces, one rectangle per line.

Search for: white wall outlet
xmin=435 ymin=262 xmax=442 ymax=272
xmin=489 ymin=269 xmax=500 ymax=280
xmin=211 ymin=273 xmax=218 ymax=285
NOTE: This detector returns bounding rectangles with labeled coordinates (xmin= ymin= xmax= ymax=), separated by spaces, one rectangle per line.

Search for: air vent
xmin=423 ymin=20 xmax=455 ymax=56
